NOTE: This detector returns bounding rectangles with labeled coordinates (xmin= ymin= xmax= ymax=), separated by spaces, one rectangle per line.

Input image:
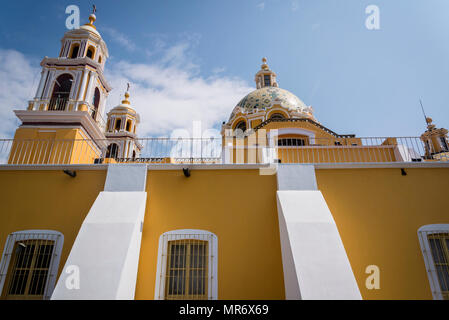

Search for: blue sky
xmin=0 ymin=0 xmax=448 ymax=137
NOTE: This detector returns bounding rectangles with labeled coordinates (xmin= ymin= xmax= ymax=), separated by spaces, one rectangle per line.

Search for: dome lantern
xmin=255 ymin=57 xmax=278 ymax=89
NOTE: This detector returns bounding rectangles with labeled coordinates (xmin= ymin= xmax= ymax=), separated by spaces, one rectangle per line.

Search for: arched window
xmin=0 ymin=230 xmax=64 ymax=300
xmin=154 ymin=230 xmax=218 ymax=300
xmin=86 ymin=46 xmax=95 ymax=59
xmin=235 ymin=121 xmax=246 ymax=131
xmin=126 ymin=120 xmax=132 ymax=132
xmin=106 ymin=143 xmax=119 ymax=159
xmin=234 ymin=121 xmax=247 ymax=138
xmin=270 ymin=113 xmax=286 ymax=120
xmin=98 ymin=56 xmax=102 ymax=64
xmin=115 ymin=119 xmax=122 ymax=132
xmin=69 ymin=44 xmax=79 ymax=59
xmin=92 ymin=88 xmax=100 ymax=120
xmin=440 ymin=137 xmax=449 ymax=151
xmin=49 ymin=74 xmax=73 ymax=111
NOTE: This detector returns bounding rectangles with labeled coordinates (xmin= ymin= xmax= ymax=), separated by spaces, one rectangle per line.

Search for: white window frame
xmin=417 ymin=224 xmax=449 ymax=300
xmin=267 ymin=127 xmax=316 ymax=145
xmin=0 ymin=230 xmax=64 ymax=300
xmin=154 ymin=229 xmax=218 ymax=300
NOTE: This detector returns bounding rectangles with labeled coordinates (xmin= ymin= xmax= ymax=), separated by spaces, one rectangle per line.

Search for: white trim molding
xmin=0 ymin=230 xmax=64 ymax=300
xmin=154 ymin=229 xmax=218 ymax=300
xmin=417 ymin=224 xmax=449 ymax=300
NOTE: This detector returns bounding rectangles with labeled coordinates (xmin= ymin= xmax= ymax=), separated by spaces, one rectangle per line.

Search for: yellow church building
xmin=0 ymin=13 xmax=448 ymax=301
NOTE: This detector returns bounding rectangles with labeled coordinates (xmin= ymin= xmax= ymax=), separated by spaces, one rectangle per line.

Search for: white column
xmin=70 ymin=71 xmax=81 ymax=100
xmin=76 ymin=70 xmax=89 ymax=110
xmin=35 ymin=69 xmax=48 ymax=100
xmin=42 ymin=70 xmax=56 ymax=99
xmin=84 ymin=71 xmax=96 ymax=105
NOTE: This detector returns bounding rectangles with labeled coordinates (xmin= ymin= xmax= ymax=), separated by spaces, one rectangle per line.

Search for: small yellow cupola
xmin=105 ymin=86 xmax=142 ymax=160
xmin=255 ymin=57 xmax=278 ymax=89
xmin=421 ymin=117 xmax=449 ymax=160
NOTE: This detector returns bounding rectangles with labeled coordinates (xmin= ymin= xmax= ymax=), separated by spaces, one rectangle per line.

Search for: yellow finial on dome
xmin=84 ymin=5 xmax=97 ymax=29
xmin=261 ymin=57 xmax=269 ymax=70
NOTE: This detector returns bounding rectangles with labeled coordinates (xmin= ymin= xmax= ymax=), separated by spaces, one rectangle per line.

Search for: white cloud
xmin=257 ymin=2 xmax=265 ymax=10
xmin=103 ymin=36 xmax=253 ymax=137
xmin=102 ymin=27 xmax=137 ymax=52
xmin=0 ymin=49 xmax=40 ymax=138
xmin=212 ymin=67 xmax=226 ymax=74
xmin=105 ymin=58 xmax=252 ymax=136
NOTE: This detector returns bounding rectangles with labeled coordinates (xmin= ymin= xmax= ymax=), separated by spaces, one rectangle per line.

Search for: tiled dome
xmin=236 ymin=87 xmax=309 ymax=113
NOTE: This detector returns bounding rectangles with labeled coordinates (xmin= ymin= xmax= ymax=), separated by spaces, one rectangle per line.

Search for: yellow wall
xmin=9 ymin=128 xmax=101 ymax=165
xmin=1 ymin=165 xmax=447 ymax=300
xmin=135 ymin=169 xmax=285 ymax=300
xmin=0 ymin=169 xmax=106 ymax=294
xmin=315 ymin=167 xmax=449 ymax=300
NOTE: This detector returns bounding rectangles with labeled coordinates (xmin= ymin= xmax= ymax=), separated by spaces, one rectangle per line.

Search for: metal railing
xmin=0 ymin=136 xmax=448 ymax=166
xmin=48 ymin=97 xmax=69 ymax=111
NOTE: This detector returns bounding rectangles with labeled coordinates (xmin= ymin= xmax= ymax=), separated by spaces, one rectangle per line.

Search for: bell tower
xmin=255 ymin=57 xmax=278 ymax=89
xmin=28 ymin=11 xmax=110 ymax=122
xmin=104 ymin=87 xmax=142 ymax=162
xmin=9 ymin=11 xmax=111 ymax=165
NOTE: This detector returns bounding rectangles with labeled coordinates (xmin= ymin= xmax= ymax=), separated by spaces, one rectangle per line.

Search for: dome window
xmin=264 ymin=75 xmax=271 ymax=87
xmin=278 ymin=138 xmax=306 ymax=146
xmin=235 ymin=121 xmax=247 ymax=133
xmin=270 ymin=113 xmax=285 ymax=120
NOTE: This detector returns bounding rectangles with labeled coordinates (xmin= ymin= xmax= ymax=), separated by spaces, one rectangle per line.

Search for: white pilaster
xmin=51 ymin=164 xmax=148 ymax=300
xmin=276 ymin=164 xmax=362 ymax=300
xmin=42 ymin=70 xmax=56 ymax=99
xmin=77 ymin=70 xmax=89 ymax=102
xmin=35 ymin=69 xmax=48 ymax=100
xmin=84 ymin=71 xmax=95 ymax=105
xmin=70 ymin=71 xmax=81 ymax=100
